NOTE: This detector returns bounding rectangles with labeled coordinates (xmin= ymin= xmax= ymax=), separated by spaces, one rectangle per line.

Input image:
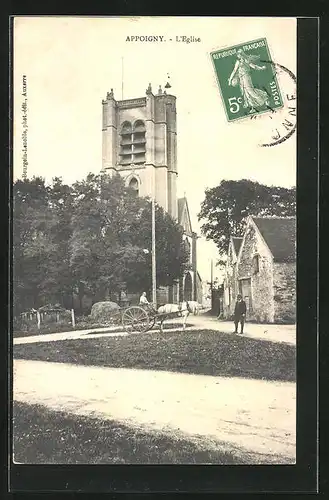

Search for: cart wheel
xmin=122 ymin=306 xmax=152 ymax=333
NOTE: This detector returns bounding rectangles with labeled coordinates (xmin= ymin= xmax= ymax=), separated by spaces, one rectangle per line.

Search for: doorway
xmin=239 ymin=278 xmax=252 ymax=313
xmin=184 ymin=273 xmax=193 ymax=301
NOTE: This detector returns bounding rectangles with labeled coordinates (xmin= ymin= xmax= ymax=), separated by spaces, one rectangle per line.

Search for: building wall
xmin=236 ymin=223 xmax=275 ymax=323
xmin=224 ymin=220 xmax=296 ymax=324
xmin=222 ymin=242 xmax=239 ymax=318
xmin=273 ymin=262 xmax=296 ymax=323
xmin=195 ymin=273 xmax=203 ymax=303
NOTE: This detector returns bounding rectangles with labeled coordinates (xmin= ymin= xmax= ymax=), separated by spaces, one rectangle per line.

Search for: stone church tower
xmin=101 ymin=84 xmax=201 ymax=304
xmin=102 ymin=83 xmax=177 ymax=219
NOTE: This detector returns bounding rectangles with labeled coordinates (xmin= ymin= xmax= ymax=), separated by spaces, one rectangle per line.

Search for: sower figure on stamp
xmin=228 ymin=48 xmax=269 ymax=114
xmin=234 ymin=294 xmax=247 ymax=334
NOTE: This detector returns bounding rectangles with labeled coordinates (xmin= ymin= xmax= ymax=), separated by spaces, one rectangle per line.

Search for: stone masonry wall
xmin=237 ymin=223 xmax=275 ymax=323
xmin=273 ymin=262 xmax=296 ymax=323
xmin=223 ymin=242 xmax=237 ymax=319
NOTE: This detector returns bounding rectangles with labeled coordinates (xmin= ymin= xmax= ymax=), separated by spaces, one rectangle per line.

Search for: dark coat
xmin=234 ymin=300 xmax=246 ymax=318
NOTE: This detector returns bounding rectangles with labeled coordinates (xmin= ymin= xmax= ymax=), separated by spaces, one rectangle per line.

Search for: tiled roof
xmin=232 ymin=237 xmax=243 ymax=256
xmin=252 ymin=216 xmax=296 ymax=262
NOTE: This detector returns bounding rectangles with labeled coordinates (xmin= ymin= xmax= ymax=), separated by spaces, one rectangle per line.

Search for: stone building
xmin=101 ymin=84 xmax=201 ymax=304
xmin=223 ymin=236 xmax=243 ymax=318
xmin=222 ymin=216 xmax=296 ymax=323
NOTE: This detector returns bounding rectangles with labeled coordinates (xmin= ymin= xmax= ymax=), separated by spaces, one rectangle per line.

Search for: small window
xmin=253 ymin=254 xmax=260 ymax=274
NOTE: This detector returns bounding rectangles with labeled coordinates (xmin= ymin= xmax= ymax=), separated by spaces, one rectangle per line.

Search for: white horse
xmin=187 ymin=300 xmax=201 ymax=315
xmin=157 ymin=301 xmax=191 ymax=332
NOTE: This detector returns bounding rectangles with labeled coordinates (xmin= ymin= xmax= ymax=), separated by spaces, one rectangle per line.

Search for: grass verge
xmin=13 ymin=330 xmax=295 ymax=381
xmin=13 ymin=401 xmax=293 ymax=464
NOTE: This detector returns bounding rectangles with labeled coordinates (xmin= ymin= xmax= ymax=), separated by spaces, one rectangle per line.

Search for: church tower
xmin=102 ymin=84 xmax=178 ymax=220
xmin=101 ymin=84 xmax=202 ymax=304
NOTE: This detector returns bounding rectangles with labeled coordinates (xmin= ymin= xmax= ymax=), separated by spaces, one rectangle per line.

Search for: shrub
xmin=90 ymin=301 xmax=121 ymax=323
xmin=14 ymin=316 xmax=35 ymax=332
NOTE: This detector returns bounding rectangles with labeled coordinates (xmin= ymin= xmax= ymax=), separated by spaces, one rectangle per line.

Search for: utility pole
xmin=151 ymin=198 xmax=157 ymax=308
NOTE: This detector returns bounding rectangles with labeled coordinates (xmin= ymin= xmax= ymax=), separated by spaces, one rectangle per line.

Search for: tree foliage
xmin=13 ymin=174 xmax=189 ymax=314
xmin=198 ymin=179 xmax=296 ymax=260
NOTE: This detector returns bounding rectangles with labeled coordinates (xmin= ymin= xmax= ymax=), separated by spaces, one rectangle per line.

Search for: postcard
xmin=12 ymin=16 xmax=297 ymax=468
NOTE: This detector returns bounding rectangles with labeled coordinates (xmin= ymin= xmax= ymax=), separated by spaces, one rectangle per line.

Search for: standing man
xmin=234 ymin=294 xmax=247 ymax=334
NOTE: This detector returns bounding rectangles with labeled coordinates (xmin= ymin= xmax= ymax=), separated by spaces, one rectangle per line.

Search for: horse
xmin=187 ymin=300 xmax=201 ymax=315
xmin=157 ymin=301 xmax=191 ymax=332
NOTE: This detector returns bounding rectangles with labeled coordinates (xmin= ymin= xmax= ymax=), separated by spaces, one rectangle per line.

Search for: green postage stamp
xmin=211 ymin=38 xmax=284 ymax=122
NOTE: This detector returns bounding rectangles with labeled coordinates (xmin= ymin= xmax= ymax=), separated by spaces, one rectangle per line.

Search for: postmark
xmin=211 ymin=38 xmax=284 ymax=122
xmin=249 ymin=62 xmax=297 ymax=147
xmin=210 ymin=38 xmax=296 ymax=147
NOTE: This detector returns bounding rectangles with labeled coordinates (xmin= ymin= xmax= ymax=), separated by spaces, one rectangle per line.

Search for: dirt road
xmin=14 ymin=315 xmax=296 ymax=346
xmin=13 ymin=359 xmax=296 ymax=463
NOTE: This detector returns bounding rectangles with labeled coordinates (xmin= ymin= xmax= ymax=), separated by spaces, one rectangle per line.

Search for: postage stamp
xmin=211 ymin=38 xmax=284 ymax=122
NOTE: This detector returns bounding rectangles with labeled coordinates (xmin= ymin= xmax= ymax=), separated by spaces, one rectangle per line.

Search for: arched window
xmin=133 ymin=120 xmax=146 ymax=133
xmin=128 ymin=177 xmax=139 ymax=197
xmin=119 ymin=121 xmax=133 ymax=165
xmin=121 ymin=121 xmax=132 ymax=134
xmin=119 ymin=120 xmax=146 ymax=166
xmin=132 ymin=120 xmax=146 ymax=164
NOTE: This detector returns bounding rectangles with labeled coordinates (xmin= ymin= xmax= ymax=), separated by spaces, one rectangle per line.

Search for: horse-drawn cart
xmin=121 ymin=303 xmax=190 ymax=333
xmin=121 ymin=306 xmax=156 ymax=333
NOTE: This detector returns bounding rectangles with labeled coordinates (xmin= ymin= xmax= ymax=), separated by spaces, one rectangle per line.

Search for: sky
xmin=13 ymin=16 xmax=296 ymax=282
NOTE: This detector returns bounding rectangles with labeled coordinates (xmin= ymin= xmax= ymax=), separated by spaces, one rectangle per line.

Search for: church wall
xmin=118 ymin=107 xmax=147 ymax=123
xmin=155 ymin=168 xmax=168 ymax=212
xmin=167 ymin=172 xmax=177 ymax=219
xmin=154 ymin=123 xmax=167 ymax=165
xmin=104 ymin=127 xmax=117 ymax=168
xmin=138 ymin=165 xmax=156 ymax=200
xmin=145 ymin=119 xmax=155 ymax=164
xmin=102 ymin=101 xmax=118 ymax=170
xmin=154 ymin=96 xmax=167 ymax=122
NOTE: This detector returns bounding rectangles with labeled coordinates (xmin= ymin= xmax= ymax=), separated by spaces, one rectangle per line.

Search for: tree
xmin=69 ymin=173 xmax=189 ymax=301
xmin=13 ymin=177 xmax=53 ymax=313
xmin=198 ymin=179 xmax=296 ymax=261
xmin=13 ymin=173 xmax=189 ymax=314
xmin=126 ymin=202 xmax=189 ymax=293
xmin=13 ymin=176 xmax=74 ymax=313
xmin=46 ymin=177 xmax=74 ymax=306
